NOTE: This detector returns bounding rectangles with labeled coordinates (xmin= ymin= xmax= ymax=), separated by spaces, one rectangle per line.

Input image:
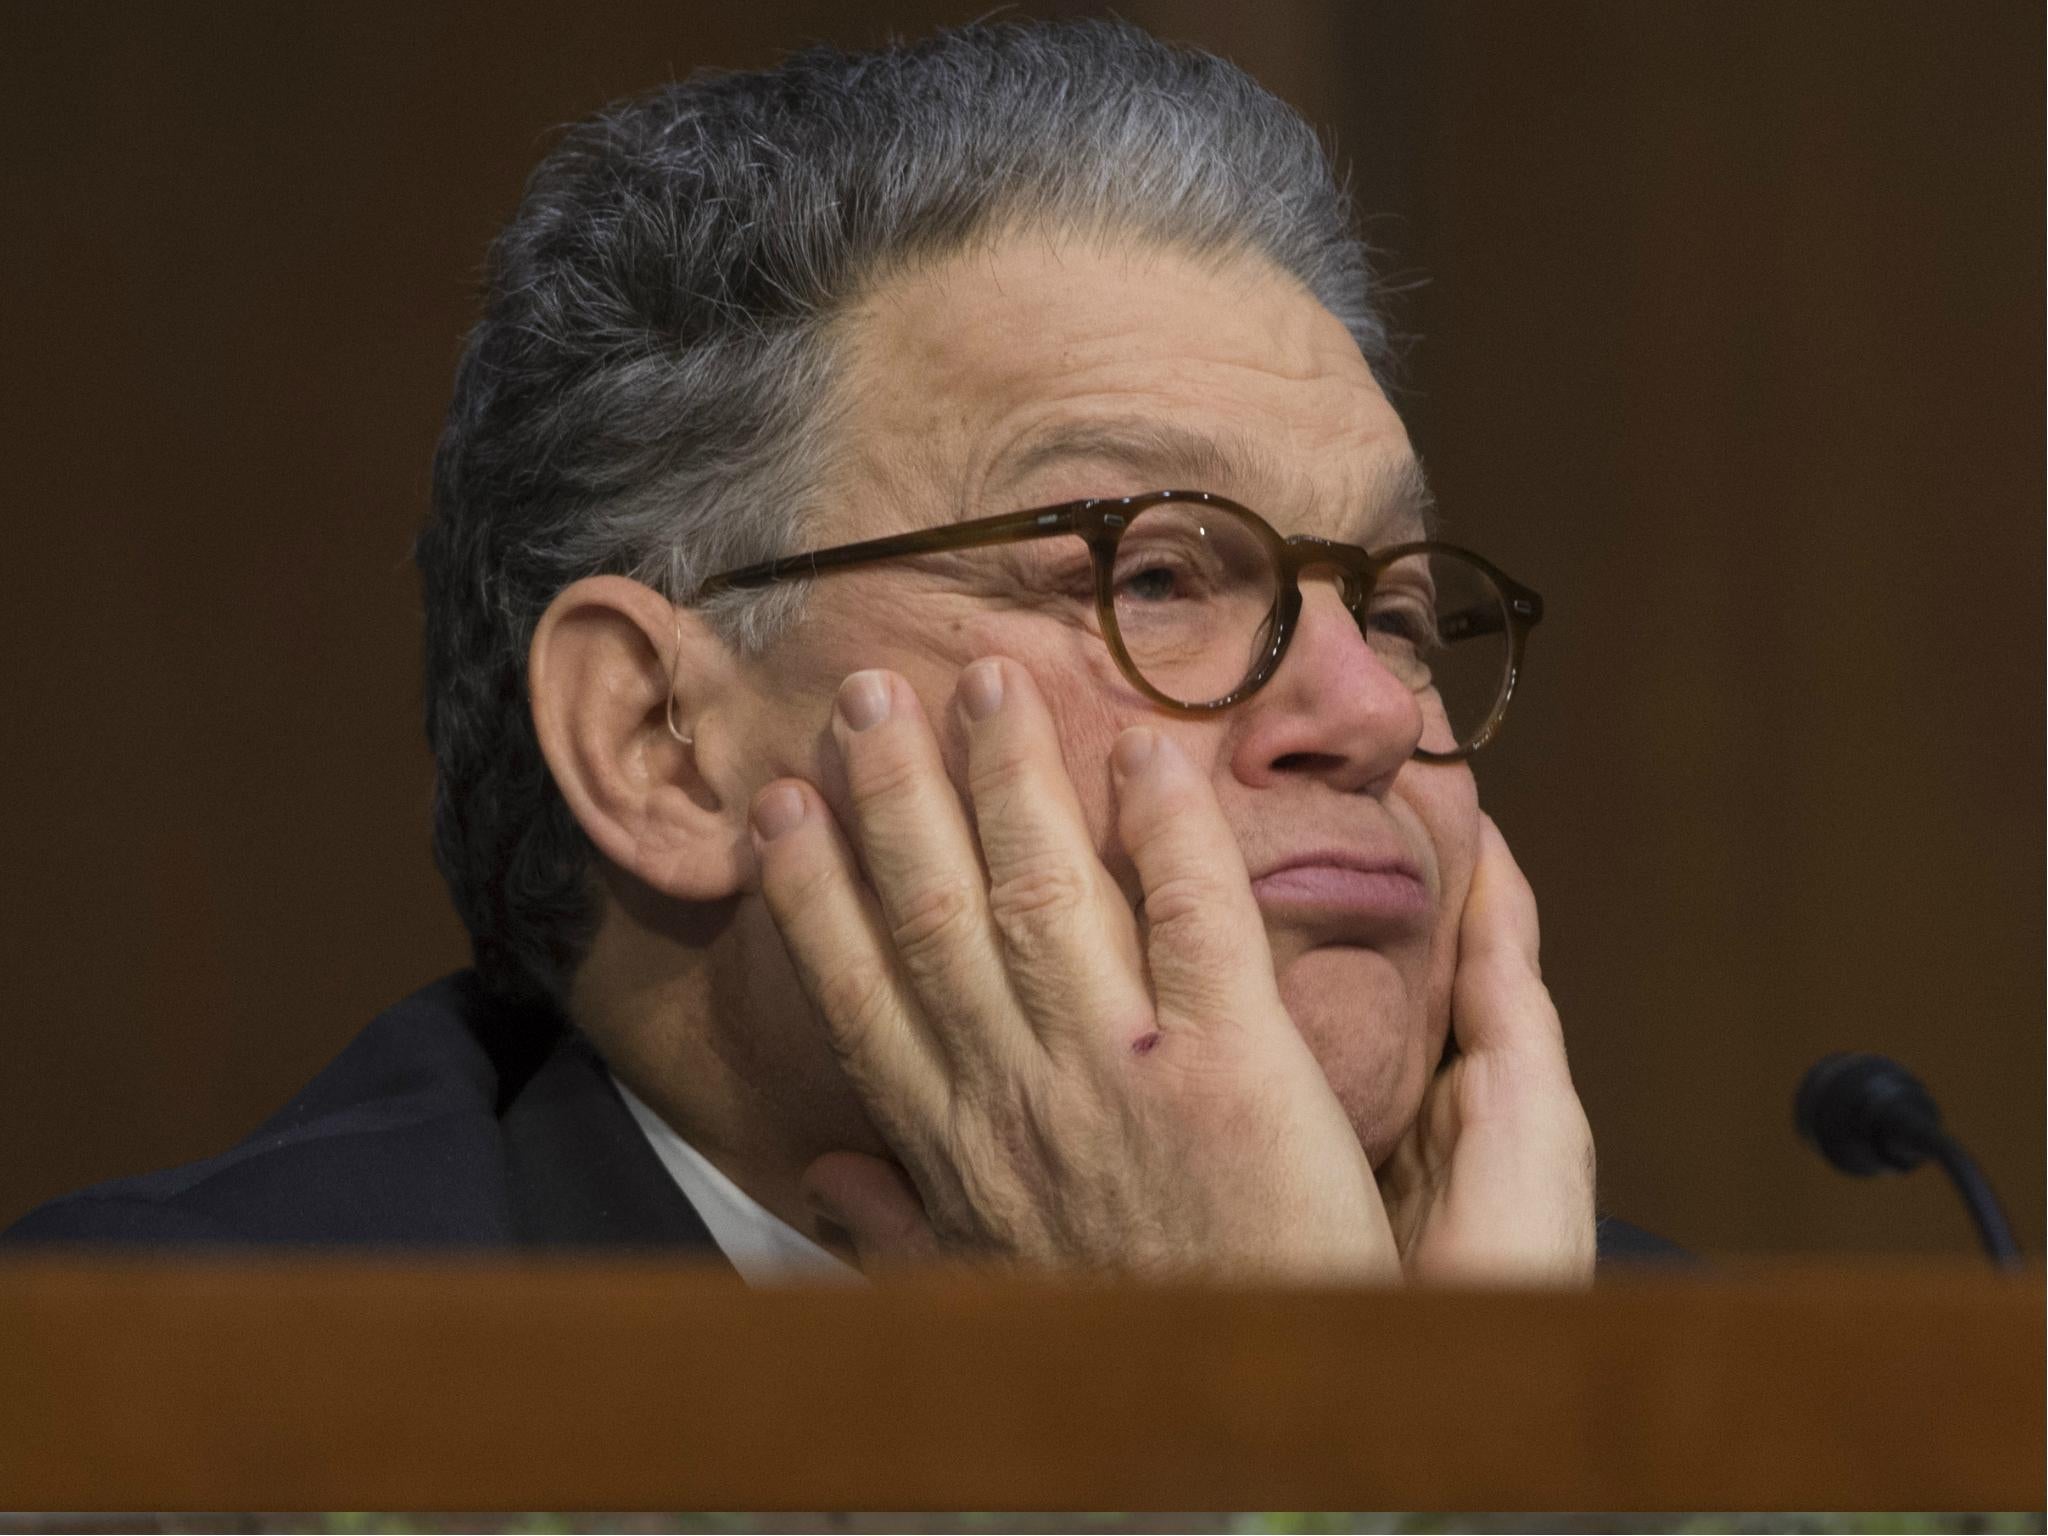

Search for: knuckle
xmin=846 ymin=743 xmax=926 ymax=814
xmin=965 ymin=742 xmax=1036 ymax=816
xmin=808 ymin=956 xmax=896 ymax=1045
xmin=1138 ymin=868 xmax=1224 ymax=934
xmin=1138 ymin=873 xmax=1255 ymax=1018
xmin=760 ymin=837 xmax=843 ymax=925
xmin=888 ymin=873 xmax=985 ymax=963
xmin=986 ymin=857 xmax=1093 ymax=951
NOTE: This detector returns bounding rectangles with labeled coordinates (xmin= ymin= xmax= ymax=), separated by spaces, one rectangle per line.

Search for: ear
xmin=528 ymin=574 xmax=749 ymax=902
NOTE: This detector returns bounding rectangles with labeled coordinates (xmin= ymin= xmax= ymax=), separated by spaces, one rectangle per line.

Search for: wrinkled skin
xmin=534 ymin=231 xmax=1595 ymax=1283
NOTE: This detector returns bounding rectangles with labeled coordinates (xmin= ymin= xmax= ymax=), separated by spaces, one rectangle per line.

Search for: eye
xmin=1368 ymin=608 xmax=1429 ymax=641
xmin=1365 ymin=592 xmax=1440 ymax=649
xmin=1119 ymin=561 xmax=1188 ymax=603
xmin=1112 ymin=536 xmax=1213 ymax=604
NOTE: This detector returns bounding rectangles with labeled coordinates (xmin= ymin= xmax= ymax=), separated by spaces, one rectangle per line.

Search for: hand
xmin=1377 ymin=815 xmax=1597 ymax=1284
xmin=750 ymin=657 xmax=1403 ymax=1282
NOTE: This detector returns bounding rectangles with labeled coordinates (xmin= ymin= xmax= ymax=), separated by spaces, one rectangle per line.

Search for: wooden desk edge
xmin=1 ymin=1259 xmax=2039 ymax=1510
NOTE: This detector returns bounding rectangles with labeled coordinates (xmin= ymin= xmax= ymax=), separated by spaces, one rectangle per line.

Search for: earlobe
xmin=527 ymin=575 xmax=749 ymax=902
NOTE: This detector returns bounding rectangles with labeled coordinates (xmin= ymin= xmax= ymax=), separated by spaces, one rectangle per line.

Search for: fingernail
xmin=751 ymin=785 xmax=806 ymax=842
xmin=838 ymin=671 xmax=891 ymax=732
xmin=959 ymin=659 xmax=1004 ymax=722
xmin=1111 ymin=727 xmax=1159 ymax=778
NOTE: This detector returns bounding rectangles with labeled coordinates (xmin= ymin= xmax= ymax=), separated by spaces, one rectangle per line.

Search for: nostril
xmin=1273 ymin=751 xmax=1345 ymax=773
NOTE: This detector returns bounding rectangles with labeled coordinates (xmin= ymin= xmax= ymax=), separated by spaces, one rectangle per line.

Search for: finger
xmin=1461 ymin=813 xmax=1542 ymax=973
xmin=1446 ymin=815 xmax=1588 ymax=1244
xmin=799 ymin=1151 xmax=945 ymax=1274
xmin=1450 ymin=814 xmax=1566 ymax=1062
xmin=831 ymin=669 xmax=1022 ymax=1071
xmin=957 ymin=658 xmax=1152 ymax=1052
xmin=1111 ymin=726 xmax=1288 ymax=1038
xmin=1405 ymin=813 xmax=1596 ymax=1285
xmin=751 ymin=777 xmax=953 ymax=1144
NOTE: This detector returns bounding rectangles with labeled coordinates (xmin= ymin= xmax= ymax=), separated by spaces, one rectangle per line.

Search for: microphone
xmin=1795 ymin=1052 xmax=2022 ymax=1268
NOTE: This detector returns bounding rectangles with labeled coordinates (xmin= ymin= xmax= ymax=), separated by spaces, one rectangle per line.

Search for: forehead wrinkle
xmin=985 ymin=411 xmax=1438 ymax=545
xmin=984 ymin=413 xmax=1314 ymax=512
xmin=835 ymin=235 xmax=1407 ymax=541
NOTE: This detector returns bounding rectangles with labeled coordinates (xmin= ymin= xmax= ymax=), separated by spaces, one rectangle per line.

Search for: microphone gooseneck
xmin=1795 ymin=1051 xmax=2022 ymax=1268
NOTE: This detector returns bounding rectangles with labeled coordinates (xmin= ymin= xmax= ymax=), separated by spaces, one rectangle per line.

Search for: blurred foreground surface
xmin=0 ymin=1515 xmax=2042 ymax=1534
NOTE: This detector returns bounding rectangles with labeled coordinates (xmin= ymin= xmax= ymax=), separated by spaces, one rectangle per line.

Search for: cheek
xmin=937 ymin=612 xmax=1146 ymax=843
xmin=1041 ymin=670 xmax=1140 ymax=853
xmin=845 ymin=602 xmax=1148 ymax=851
xmin=761 ymin=589 xmax=1018 ymax=794
xmin=1435 ymin=775 xmax=1482 ymax=915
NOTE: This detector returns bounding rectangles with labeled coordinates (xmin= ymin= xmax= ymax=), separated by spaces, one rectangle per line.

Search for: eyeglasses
xmin=688 ymin=490 xmax=1543 ymax=761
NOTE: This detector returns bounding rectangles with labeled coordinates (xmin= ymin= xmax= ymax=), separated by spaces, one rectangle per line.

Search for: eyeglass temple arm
xmin=1437 ymin=586 xmax=1543 ymax=642
xmin=688 ymin=505 xmax=1085 ymax=600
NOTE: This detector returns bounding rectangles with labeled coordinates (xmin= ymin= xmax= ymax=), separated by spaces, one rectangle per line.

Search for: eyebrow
xmin=985 ymin=414 xmax=1440 ymax=542
xmin=1360 ymin=452 xmax=1441 ymax=542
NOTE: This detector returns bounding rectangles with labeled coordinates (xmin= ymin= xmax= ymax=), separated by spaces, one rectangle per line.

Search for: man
xmin=7 ymin=21 xmax=1673 ymax=1277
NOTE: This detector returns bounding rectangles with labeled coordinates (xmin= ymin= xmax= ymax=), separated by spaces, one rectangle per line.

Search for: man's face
xmin=732 ymin=230 xmax=1482 ymax=1166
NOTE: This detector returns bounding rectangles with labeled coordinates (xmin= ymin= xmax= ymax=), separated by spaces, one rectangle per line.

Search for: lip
xmin=1249 ymin=851 xmax=1432 ymax=936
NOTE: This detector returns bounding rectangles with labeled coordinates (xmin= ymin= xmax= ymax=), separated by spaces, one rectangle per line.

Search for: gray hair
xmin=416 ymin=18 xmax=1394 ymax=1012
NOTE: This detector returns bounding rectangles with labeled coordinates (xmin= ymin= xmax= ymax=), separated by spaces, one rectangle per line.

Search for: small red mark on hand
xmin=1131 ymin=1030 xmax=1162 ymax=1056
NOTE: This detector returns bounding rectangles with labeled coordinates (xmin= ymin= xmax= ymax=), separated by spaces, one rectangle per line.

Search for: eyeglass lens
xmin=1106 ymin=501 xmax=1512 ymax=751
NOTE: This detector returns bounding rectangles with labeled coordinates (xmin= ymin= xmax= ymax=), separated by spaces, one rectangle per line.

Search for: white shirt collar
xmin=610 ymin=1073 xmax=867 ymax=1287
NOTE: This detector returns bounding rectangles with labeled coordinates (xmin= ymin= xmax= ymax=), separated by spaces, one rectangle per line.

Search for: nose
xmin=1227 ymin=575 xmax=1425 ymax=795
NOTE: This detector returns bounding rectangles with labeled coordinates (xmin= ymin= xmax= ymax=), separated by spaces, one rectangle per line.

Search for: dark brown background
xmin=3 ymin=1 xmax=2039 ymax=1256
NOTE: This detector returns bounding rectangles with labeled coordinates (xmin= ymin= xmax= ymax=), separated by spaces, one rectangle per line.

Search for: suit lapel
xmin=498 ymin=1026 xmax=732 ymax=1265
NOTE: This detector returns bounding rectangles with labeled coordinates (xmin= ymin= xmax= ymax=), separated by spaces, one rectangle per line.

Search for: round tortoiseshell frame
xmin=688 ymin=489 xmax=1544 ymax=761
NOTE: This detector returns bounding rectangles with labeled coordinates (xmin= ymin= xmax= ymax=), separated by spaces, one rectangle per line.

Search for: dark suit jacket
xmin=4 ymin=971 xmax=1685 ymax=1266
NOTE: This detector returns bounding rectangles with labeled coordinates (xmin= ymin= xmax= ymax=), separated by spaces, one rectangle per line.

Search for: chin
xmin=1275 ymin=945 xmax=1434 ymax=1168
